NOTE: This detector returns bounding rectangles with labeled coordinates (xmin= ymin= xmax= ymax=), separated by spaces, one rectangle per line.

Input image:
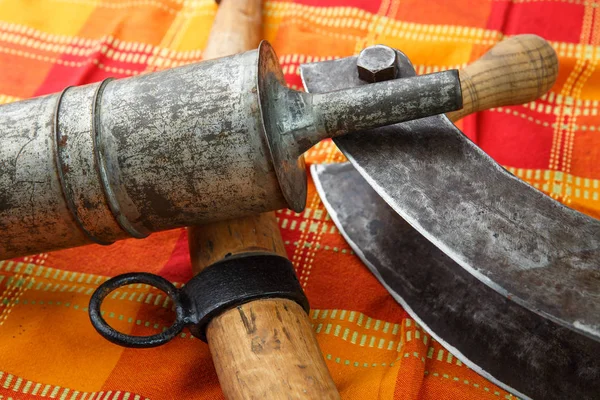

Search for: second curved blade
xmin=312 ymin=162 xmax=600 ymax=400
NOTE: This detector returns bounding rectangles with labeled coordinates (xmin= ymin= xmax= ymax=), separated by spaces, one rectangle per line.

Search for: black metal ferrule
xmin=88 ymin=254 xmax=309 ymax=348
xmin=183 ymin=254 xmax=309 ymax=341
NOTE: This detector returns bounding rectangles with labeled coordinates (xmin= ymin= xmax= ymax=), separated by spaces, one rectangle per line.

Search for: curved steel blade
xmin=311 ymin=162 xmax=600 ymax=400
xmin=300 ymin=55 xmax=600 ymax=341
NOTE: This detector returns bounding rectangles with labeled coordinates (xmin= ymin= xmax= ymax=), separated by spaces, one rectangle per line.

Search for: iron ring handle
xmin=89 ymin=272 xmax=186 ymax=348
xmin=89 ymin=255 xmax=309 ymax=347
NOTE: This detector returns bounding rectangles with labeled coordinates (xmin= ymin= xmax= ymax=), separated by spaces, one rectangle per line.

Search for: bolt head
xmin=356 ymin=45 xmax=398 ymax=83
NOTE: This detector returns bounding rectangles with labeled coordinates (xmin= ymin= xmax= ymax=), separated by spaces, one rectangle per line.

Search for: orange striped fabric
xmin=1 ymin=0 xmax=599 ymax=399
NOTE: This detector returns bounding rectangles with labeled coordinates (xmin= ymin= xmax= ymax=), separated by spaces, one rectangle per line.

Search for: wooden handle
xmin=206 ymin=298 xmax=339 ymax=399
xmin=189 ymin=223 xmax=340 ymax=399
xmin=189 ymin=213 xmax=286 ymax=267
xmin=190 ymin=1 xmax=340 ymax=399
xmin=447 ymin=34 xmax=558 ymax=122
xmin=203 ymin=0 xmax=262 ymax=59
xmin=189 ymin=217 xmax=340 ymax=400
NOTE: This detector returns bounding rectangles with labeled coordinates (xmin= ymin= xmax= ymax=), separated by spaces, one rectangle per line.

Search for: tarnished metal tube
xmin=0 ymin=88 xmax=109 ymax=257
xmin=58 ymin=81 xmax=131 ymax=245
xmin=95 ymin=50 xmax=285 ymax=236
xmin=0 ymin=41 xmax=462 ymax=259
xmin=312 ymin=71 xmax=460 ymax=139
xmin=1 ymin=49 xmax=284 ymax=259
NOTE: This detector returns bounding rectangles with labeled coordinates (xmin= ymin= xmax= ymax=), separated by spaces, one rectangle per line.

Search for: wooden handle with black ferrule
xmin=188 ymin=216 xmax=339 ymax=399
xmin=188 ymin=0 xmax=340 ymax=399
xmin=448 ymin=34 xmax=558 ymax=122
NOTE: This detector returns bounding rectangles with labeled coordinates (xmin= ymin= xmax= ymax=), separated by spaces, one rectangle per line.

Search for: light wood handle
xmin=202 ymin=0 xmax=262 ymax=59
xmin=189 ymin=222 xmax=339 ymax=399
xmin=447 ymin=34 xmax=558 ymax=122
xmin=189 ymin=219 xmax=340 ymax=400
xmin=190 ymin=1 xmax=339 ymax=399
xmin=206 ymin=298 xmax=339 ymax=399
xmin=189 ymin=213 xmax=286 ymax=267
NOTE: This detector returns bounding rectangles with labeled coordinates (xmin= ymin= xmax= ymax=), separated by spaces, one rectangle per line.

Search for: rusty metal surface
xmin=56 ymin=81 xmax=129 ymax=245
xmin=1 ymin=41 xmax=462 ymax=259
xmin=0 ymin=94 xmax=93 ymax=257
xmin=312 ymin=162 xmax=600 ymax=400
xmin=1 ymin=48 xmax=284 ymax=259
xmin=258 ymin=42 xmax=462 ymax=212
xmin=97 ymin=48 xmax=285 ymax=234
xmin=301 ymin=51 xmax=600 ymax=342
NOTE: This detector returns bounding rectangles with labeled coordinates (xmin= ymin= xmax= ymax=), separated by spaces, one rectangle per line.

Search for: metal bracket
xmin=89 ymin=254 xmax=309 ymax=347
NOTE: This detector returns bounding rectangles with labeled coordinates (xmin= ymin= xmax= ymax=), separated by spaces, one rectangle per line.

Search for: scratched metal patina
xmin=312 ymin=162 xmax=600 ymax=400
xmin=0 ymin=41 xmax=461 ymax=259
xmin=0 ymin=94 xmax=94 ymax=257
xmin=301 ymin=49 xmax=600 ymax=346
xmin=56 ymin=81 xmax=130 ymax=245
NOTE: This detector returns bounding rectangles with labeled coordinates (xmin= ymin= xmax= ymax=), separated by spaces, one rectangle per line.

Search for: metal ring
xmin=53 ymin=84 xmax=114 ymax=246
xmin=89 ymin=273 xmax=185 ymax=348
xmin=92 ymin=78 xmax=150 ymax=239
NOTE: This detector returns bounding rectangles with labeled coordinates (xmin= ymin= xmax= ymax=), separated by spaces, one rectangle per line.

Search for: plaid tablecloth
xmin=1 ymin=0 xmax=598 ymax=399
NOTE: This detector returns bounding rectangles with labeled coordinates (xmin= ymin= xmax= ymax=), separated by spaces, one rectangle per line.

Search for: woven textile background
xmin=1 ymin=0 xmax=599 ymax=399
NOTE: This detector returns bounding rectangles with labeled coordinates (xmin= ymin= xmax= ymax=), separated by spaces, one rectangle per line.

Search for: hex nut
xmin=356 ymin=45 xmax=398 ymax=83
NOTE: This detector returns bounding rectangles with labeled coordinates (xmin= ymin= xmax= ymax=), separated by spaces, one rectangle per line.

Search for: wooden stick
xmin=189 ymin=223 xmax=340 ymax=399
xmin=203 ymin=0 xmax=262 ymax=58
xmin=189 ymin=1 xmax=340 ymax=399
xmin=189 ymin=213 xmax=286 ymax=267
xmin=448 ymin=34 xmax=558 ymax=122
xmin=189 ymin=217 xmax=340 ymax=400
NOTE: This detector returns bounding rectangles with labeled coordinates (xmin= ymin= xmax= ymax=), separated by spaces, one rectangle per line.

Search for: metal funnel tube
xmin=0 ymin=41 xmax=462 ymax=259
